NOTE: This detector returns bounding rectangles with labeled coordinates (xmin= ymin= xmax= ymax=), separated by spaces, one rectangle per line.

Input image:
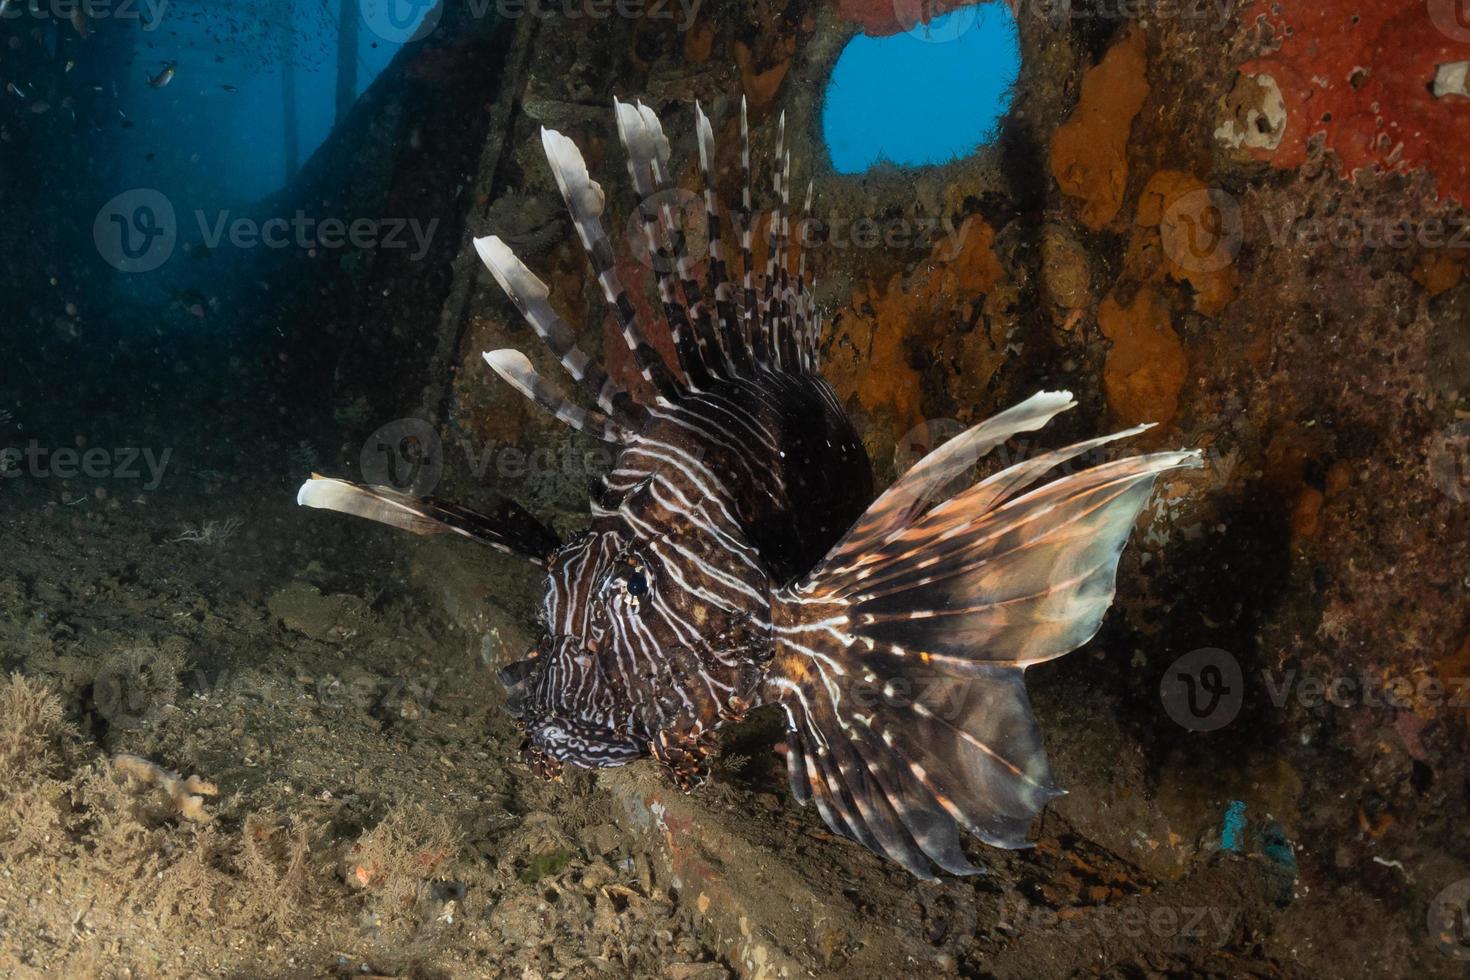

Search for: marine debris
xmin=169 ymin=517 xmax=243 ymax=545
xmin=111 ymin=753 xmax=218 ymax=824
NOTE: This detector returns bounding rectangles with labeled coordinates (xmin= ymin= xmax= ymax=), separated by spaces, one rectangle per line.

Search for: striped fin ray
xmin=825 ymin=390 xmax=1077 ymax=573
xmin=775 ymin=149 xmax=805 ymax=373
xmin=737 ymin=97 xmax=769 ymax=368
xmin=795 ymin=180 xmax=815 ymax=371
xmin=695 ymin=100 xmax=754 ymax=376
xmin=540 ymin=126 xmax=682 ymax=402
xmin=295 ymin=475 xmax=560 ymax=564
xmin=766 ymin=398 xmax=1202 ymax=874
xmin=483 ymin=349 xmax=629 ymax=443
xmin=761 ymin=112 xmax=786 ymax=369
xmin=472 ymin=235 xmax=640 ymax=426
xmin=613 ymin=99 xmax=711 ymax=389
xmin=840 ymin=450 xmax=1203 ymax=661
xmin=634 ymin=101 xmax=731 ymax=380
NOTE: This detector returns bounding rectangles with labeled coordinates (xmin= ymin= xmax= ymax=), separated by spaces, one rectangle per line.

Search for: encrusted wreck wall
xmin=426 ymin=0 xmax=1470 ymax=974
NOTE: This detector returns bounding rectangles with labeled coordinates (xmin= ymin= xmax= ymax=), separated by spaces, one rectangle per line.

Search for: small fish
xmin=298 ymin=98 xmax=1201 ymax=879
xmin=0 ymin=0 xmax=12 ymax=17
xmin=65 ymin=60 xmax=76 ymax=73
xmin=218 ymin=83 xmax=237 ymax=93
xmin=146 ymin=63 xmax=175 ymax=89
xmin=6 ymin=81 xmax=26 ymax=100
xmin=169 ymin=287 xmax=208 ymax=309
xmin=29 ymin=100 xmax=49 ymax=114
xmin=69 ymin=6 xmax=88 ymax=38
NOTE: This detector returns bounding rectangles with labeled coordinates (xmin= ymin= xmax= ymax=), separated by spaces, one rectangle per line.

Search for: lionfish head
xmin=499 ymin=498 xmax=770 ymax=743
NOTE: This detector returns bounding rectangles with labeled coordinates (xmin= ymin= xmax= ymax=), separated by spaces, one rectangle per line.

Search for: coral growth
xmin=1136 ymin=170 xmax=1239 ymax=315
xmin=170 ymin=516 xmax=244 ymax=545
xmin=825 ymin=214 xmax=1006 ymax=440
xmin=0 ymin=672 xmax=74 ymax=782
xmin=1050 ymin=27 xmax=1150 ymax=229
xmin=112 ymin=753 xmax=218 ymax=824
xmin=1097 ymin=286 xmax=1189 ymax=427
xmin=1237 ymin=0 xmax=1470 ymax=206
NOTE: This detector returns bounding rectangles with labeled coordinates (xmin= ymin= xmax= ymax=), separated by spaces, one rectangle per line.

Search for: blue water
xmin=822 ymin=3 xmax=1021 ymax=174
xmin=107 ymin=0 xmax=427 ymax=203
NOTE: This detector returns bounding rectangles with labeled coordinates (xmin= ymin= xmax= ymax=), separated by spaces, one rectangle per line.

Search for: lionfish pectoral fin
xmin=649 ymin=725 xmax=719 ymax=792
xmin=766 ymin=406 xmax=1203 ymax=877
xmin=295 ymin=475 xmax=559 ymax=564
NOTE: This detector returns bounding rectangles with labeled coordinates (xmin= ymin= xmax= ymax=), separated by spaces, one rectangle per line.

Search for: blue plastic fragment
xmin=1260 ymin=820 xmax=1298 ymax=873
xmin=1220 ymin=799 xmax=1248 ymax=853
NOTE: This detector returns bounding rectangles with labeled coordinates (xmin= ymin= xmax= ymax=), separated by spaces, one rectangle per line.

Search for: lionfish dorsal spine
xmin=472 ymin=234 xmax=638 ymax=431
xmin=736 ymin=96 xmax=767 ymax=369
xmin=695 ymin=100 xmax=750 ymax=378
xmin=539 ymin=126 xmax=683 ymax=403
xmin=613 ymin=99 xmax=711 ymax=391
xmin=482 ymin=349 xmax=627 ymax=443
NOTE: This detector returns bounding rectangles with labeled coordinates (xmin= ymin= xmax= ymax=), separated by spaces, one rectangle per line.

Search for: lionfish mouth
xmin=497 ymin=656 xmax=539 ymax=719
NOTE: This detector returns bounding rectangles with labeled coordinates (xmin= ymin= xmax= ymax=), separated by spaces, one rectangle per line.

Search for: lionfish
xmin=297 ymin=97 xmax=1200 ymax=878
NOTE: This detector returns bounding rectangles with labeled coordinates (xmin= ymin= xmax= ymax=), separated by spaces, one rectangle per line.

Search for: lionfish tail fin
xmin=765 ymin=403 xmax=1202 ymax=876
xmin=295 ymin=476 xmax=560 ymax=564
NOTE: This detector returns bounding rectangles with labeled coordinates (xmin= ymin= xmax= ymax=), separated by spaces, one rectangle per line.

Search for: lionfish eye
xmin=606 ymin=559 xmax=651 ymax=608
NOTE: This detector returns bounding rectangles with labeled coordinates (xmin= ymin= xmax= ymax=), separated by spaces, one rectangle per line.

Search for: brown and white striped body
xmin=297 ymin=96 xmax=1200 ymax=878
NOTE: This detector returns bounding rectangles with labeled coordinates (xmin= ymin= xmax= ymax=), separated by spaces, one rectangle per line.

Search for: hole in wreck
xmin=821 ymin=2 xmax=1021 ymax=174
